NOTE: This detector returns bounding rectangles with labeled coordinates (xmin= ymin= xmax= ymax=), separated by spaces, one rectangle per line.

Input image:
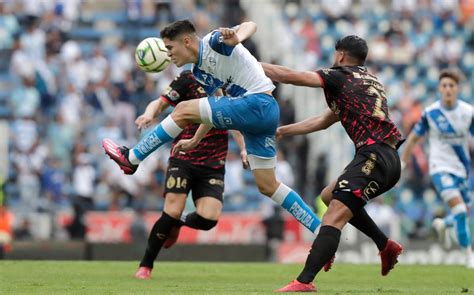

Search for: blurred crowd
xmin=0 ymin=0 xmax=473 ymax=242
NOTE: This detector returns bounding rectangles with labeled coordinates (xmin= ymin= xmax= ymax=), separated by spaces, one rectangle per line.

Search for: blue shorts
xmin=431 ymin=172 xmax=471 ymax=204
xmin=199 ymin=93 xmax=279 ymax=159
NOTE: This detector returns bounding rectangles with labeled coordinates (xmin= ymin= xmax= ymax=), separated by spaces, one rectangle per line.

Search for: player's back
xmin=414 ymin=100 xmax=473 ymax=178
xmin=316 ymin=65 xmax=402 ymax=149
xmin=192 ymin=30 xmax=275 ymax=96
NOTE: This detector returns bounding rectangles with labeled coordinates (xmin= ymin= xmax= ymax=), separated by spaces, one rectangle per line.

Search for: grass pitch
xmin=0 ymin=261 xmax=472 ymax=294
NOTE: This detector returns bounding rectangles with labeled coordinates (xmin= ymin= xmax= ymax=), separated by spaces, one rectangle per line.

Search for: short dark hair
xmin=335 ymin=35 xmax=368 ymax=64
xmin=439 ymin=68 xmax=461 ymax=84
xmin=160 ymin=19 xmax=196 ymax=40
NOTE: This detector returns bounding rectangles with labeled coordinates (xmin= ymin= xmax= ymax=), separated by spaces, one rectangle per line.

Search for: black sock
xmin=139 ymin=212 xmax=181 ymax=268
xmin=349 ymin=209 xmax=388 ymax=251
xmin=183 ymin=212 xmax=218 ymax=231
xmin=297 ymin=225 xmax=341 ymax=284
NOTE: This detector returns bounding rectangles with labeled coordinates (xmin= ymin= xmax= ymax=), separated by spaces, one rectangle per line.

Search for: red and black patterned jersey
xmin=315 ymin=66 xmax=402 ymax=150
xmin=161 ymin=70 xmax=228 ymax=169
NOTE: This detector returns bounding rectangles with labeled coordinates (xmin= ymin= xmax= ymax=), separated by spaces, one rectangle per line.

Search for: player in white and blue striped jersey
xmin=401 ymin=69 xmax=473 ymax=268
xmin=102 ymin=20 xmax=320 ymax=238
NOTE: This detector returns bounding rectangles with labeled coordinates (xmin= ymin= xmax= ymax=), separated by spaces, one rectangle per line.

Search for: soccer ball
xmin=135 ymin=37 xmax=171 ymax=73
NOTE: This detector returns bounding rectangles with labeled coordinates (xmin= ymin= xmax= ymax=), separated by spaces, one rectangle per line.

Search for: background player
xmin=262 ymin=35 xmax=403 ymax=292
xmin=401 ymin=69 xmax=474 ymax=269
xmin=103 ymin=20 xmax=321 ymax=234
xmin=134 ymin=70 xmax=248 ymax=279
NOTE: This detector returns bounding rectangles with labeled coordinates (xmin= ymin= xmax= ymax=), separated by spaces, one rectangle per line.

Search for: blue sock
xmin=130 ymin=116 xmax=183 ymax=162
xmin=452 ymin=203 xmax=471 ymax=248
xmin=271 ymin=183 xmax=320 ymax=233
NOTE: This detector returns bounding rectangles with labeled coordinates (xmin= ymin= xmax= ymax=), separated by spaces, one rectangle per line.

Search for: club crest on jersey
xmin=169 ymin=90 xmax=180 ymax=101
xmin=435 ymin=116 xmax=451 ymax=132
xmin=209 ymin=56 xmax=217 ymax=65
xmin=208 ymin=56 xmax=217 ymax=71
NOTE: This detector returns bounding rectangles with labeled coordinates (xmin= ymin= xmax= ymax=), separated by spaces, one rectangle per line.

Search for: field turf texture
xmin=1 ymin=261 xmax=472 ymax=294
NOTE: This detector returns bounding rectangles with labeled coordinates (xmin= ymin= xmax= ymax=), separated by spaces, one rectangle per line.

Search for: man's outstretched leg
xmin=252 ymin=168 xmax=320 ymax=233
xmin=103 ymin=100 xmax=202 ymax=174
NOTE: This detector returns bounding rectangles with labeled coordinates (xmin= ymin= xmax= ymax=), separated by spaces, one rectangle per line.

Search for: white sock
xmin=128 ymin=150 xmax=140 ymax=165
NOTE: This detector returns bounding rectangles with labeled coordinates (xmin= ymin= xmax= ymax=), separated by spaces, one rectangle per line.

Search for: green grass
xmin=0 ymin=261 xmax=473 ymax=294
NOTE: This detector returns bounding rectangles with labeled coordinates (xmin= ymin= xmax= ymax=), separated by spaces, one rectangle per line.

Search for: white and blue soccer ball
xmin=134 ymin=37 xmax=171 ymax=73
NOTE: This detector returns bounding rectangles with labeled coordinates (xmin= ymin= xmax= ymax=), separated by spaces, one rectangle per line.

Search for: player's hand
xmin=172 ymin=139 xmax=199 ymax=155
xmin=240 ymin=150 xmax=249 ymax=170
xmin=219 ymin=27 xmax=239 ymax=46
xmin=135 ymin=114 xmax=155 ymax=130
xmin=276 ymin=127 xmax=285 ymax=140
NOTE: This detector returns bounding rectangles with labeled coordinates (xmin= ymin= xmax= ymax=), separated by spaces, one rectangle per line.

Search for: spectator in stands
xmin=72 ymin=147 xmax=96 ymax=211
xmin=20 ymin=15 xmax=46 ymax=61
xmin=224 ymin=150 xmax=245 ymax=201
xmin=41 ymin=157 xmax=68 ymax=206
xmin=130 ymin=208 xmax=148 ymax=243
xmin=276 ymin=150 xmax=295 ymax=188
xmin=13 ymin=218 xmax=32 ymax=241
xmin=0 ymin=206 xmax=13 ymax=259
xmin=66 ymin=202 xmax=86 ymax=240
xmin=262 ymin=206 xmax=284 ymax=261
xmin=0 ymin=2 xmax=20 ymax=49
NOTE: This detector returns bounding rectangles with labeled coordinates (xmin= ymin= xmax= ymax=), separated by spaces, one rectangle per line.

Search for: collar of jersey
xmin=440 ymin=100 xmax=458 ymax=111
xmin=197 ymin=39 xmax=204 ymax=67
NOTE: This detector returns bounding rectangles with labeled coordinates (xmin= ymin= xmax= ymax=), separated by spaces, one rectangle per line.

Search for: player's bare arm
xmin=261 ymin=63 xmax=322 ymax=87
xmin=219 ymin=21 xmax=257 ymax=46
xmin=231 ymin=130 xmax=249 ymax=169
xmin=172 ymin=124 xmax=213 ymax=155
xmin=277 ymin=108 xmax=339 ymax=139
xmin=135 ymin=98 xmax=170 ymax=130
xmin=400 ymin=132 xmax=422 ymax=168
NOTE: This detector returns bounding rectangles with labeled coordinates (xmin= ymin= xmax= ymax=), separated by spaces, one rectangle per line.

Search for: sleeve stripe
xmin=160 ymin=95 xmax=176 ymax=106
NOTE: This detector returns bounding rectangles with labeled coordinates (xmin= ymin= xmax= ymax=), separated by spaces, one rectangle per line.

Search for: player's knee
xmin=196 ymin=207 xmax=221 ymax=221
xmin=256 ymin=182 xmax=275 ymax=197
xmin=171 ymin=103 xmax=187 ymax=121
xmin=192 ymin=213 xmax=218 ymax=231
xmin=320 ymin=187 xmax=333 ymax=206
xmin=164 ymin=208 xmax=181 ymax=220
xmin=163 ymin=201 xmax=184 ymax=219
xmin=255 ymin=179 xmax=279 ymax=197
xmin=321 ymin=199 xmax=353 ymax=229
xmin=172 ymin=100 xmax=196 ymax=121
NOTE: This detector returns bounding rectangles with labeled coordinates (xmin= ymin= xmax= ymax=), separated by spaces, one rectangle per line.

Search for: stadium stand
xmin=0 ymin=0 xmax=472 ymax=244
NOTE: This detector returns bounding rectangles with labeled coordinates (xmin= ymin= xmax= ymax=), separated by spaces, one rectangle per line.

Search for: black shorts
xmin=163 ymin=158 xmax=225 ymax=202
xmin=332 ymin=143 xmax=401 ymax=214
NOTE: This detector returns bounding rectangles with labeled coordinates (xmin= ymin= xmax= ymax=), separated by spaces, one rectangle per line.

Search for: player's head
xmin=161 ymin=19 xmax=199 ymax=67
xmin=438 ymin=69 xmax=461 ymax=108
xmin=333 ymin=35 xmax=368 ymax=66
